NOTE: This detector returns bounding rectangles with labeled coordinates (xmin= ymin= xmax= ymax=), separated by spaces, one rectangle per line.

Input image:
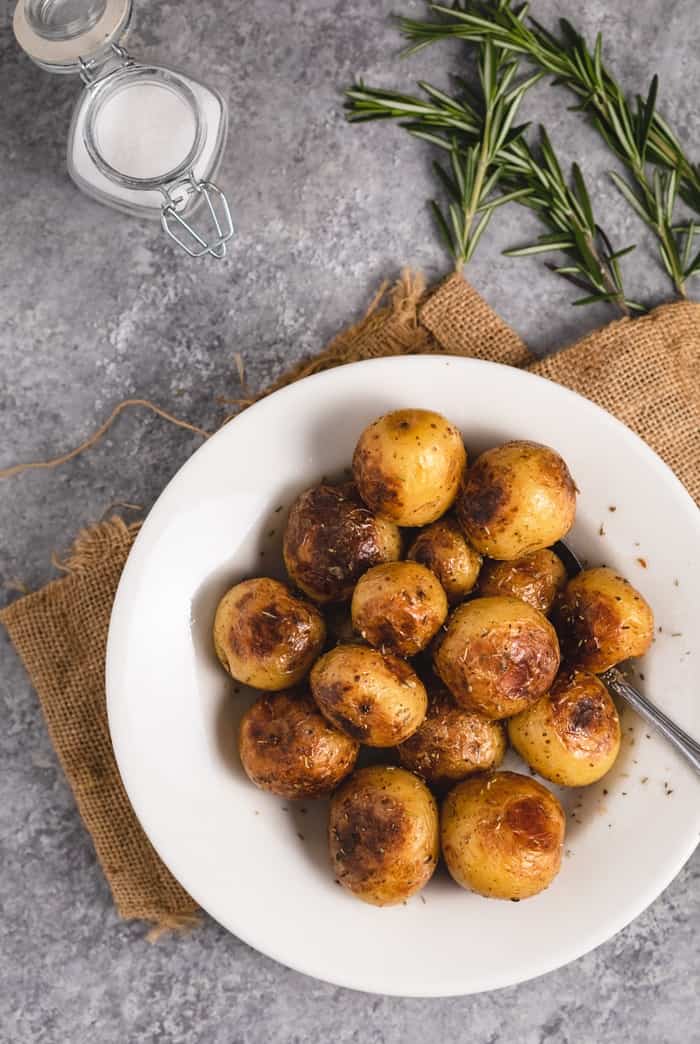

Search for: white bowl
xmin=106 ymin=356 xmax=700 ymax=996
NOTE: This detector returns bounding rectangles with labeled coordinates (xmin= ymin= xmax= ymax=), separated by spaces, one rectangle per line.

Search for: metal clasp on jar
xmin=79 ymin=42 xmax=133 ymax=85
xmin=160 ymin=172 xmax=234 ymax=259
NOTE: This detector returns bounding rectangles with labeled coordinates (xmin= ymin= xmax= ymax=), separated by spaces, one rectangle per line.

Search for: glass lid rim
xmin=83 ymin=66 xmax=206 ymax=190
xmin=13 ymin=0 xmax=131 ymax=67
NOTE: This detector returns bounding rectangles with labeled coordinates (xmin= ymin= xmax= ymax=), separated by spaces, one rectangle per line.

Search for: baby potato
xmin=352 ymin=409 xmax=467 ymax=526
xmin=329 ymin=765 xmax=439 ymax=906
xmin=213 ymin=577 xmax=325 ymax=690
xmin=508 ymin=670 xmax=621 ymax=786
xmin=457 ymin=441 xmax=576 ymax=560
xmin=434 ymin=596 xmax=560 ymax=719
xmin=283 ymin=482 xmax=401 ymax=603
xmin=478 ymin=549 xmax=567 ymax=614
xmin=407 ymin=516 xmax=483 ymax=603
xmin=397 ymin=682 xmax=507 ymax=789
xmin=441 ymin=771 xmax=566 ymax=900
xmin=239 ymin=690 xmax=359 ymax=798
xmin=553 ymin=566 xmax=654 ymax=672
xmin=310 ymin=643 xmax=427 ymax=746
xmin=351 ymin=561 xmax=448 ymax=657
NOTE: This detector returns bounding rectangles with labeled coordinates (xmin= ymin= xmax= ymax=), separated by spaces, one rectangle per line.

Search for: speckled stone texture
xmin=1 ymin=0 xmax=698 ymax=1040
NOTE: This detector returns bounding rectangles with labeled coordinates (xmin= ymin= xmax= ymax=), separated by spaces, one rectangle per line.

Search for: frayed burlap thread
xmin=2 ymin=270 xmax=698 ymax=932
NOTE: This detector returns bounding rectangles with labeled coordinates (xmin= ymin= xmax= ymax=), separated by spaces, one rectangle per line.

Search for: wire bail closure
xmin=79 ymin=42 xmax=132 ymax=85
xmin=160 ymin=174 xmax=234 ymax=259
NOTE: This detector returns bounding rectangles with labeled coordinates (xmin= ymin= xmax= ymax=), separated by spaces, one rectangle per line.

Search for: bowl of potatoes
xmin=107 ymin=355 xmax=700 ymax=996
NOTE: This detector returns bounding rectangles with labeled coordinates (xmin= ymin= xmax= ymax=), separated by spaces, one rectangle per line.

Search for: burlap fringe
xmin=51 ymin=517 xmax=143 ymax=577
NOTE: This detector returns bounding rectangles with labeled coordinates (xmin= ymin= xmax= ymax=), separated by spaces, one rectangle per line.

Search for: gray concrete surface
xmin=1 ymin=0 xmax=698 ymax=1040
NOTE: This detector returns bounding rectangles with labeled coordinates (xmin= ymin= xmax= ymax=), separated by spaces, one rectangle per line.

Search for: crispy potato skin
xmin=352 ymin=409 xmax=467 ymax=526
xmin=441 ymin=771 xmax=565 ymax=899
xmin=329 ymin=765 xmax=439 ymax=905
xmin=351 ymin=561 xmax=448 ymax=657
xmin=457 ymin=441 xmax=576 ymax=560
xmin=239 ymin=690 xmax=359 ymax=798
xmin=310 ymin=643 xmax=427 ymax=747
xmin=552 ymin=566 xmax=654 ymax=672
xmin=397 ymin=683 xmax=506 ymax=789
xmin=407 ymin=516 xmax=483 ymax=603
xmin=508 ymin=670 xmax=621 ymax=786
xmin=434 ymin=596 xmax=560 ymax=719
xmin=283 ymin=482 xmax=401 ymax=603
xmin=213 ymin=578 xmax=326 ymax=690
xmin=478 ymin=549 xmax=567 ymax=614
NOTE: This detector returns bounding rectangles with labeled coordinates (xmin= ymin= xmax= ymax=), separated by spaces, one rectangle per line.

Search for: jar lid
xmin=14 ymin=0 xmax=132 ymax=73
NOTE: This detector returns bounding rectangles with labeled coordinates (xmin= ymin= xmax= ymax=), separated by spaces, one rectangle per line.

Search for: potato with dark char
xmin=310 ymin=643 xmax=427 ymax=746
xmin=329 ymin=765 xmax=439 ymax=905
xmin=283 ymin=482 xmax=401 ymax=603
xmin=352 ymin=409 xmax=467 ymax=526
xmin=351 ymin=561 xmax=448 ymax=657
xmin=478 ymin=549 xmax=567 ymax=614
xmin=397 ymin=681 xmax=507 ymax=789
xmin=508 ymin=670 xmax=621 ymax=786
xmin=441 ymin=771 xmax=566 ymax=900
xmin=407 ymin=516 xmax=483 ymax=603
xmin=552 ymin=566 xmax=654 ymax=673
xmin=457 ymin=441 xmax=576 ymax=560
xmin=239 ymin=690 xmax=359 ymax=798
xmin=434 ymin=595 xmax=560 ymax=719
xmin=213 ymin=577 xmax=325 ymax=690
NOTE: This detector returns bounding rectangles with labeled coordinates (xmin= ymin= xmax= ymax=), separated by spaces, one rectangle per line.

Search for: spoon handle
xmin=603 ymin=668 xmax=700 ymax=775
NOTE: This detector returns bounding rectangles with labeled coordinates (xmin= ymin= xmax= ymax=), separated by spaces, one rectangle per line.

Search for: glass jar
xmin=14 ymin=0 xmax=233 ymax=259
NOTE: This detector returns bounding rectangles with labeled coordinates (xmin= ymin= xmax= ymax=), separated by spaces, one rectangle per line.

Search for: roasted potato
xmin=457 ymin=441 xmax=576 ymax=560
xmin=441 ymin=771 xmax=566 ymax=900
xmin=478 ymin=549 xmax=567 ymax=614
xmin=239 ymin=690 xmax=359 ymax=798
xmin=310 ymin=643 xmax=427 ymax=746
xmin=434 ymin=595 xmax=560 ymax=719
xmin=283 ymin=482 xmax=401 ymax=603
xmin=552 ymin=566 xmax=654 ymax=672
xmin=508 ymin=670 xmax=621 ymax=786
xmin=213 ymin=577 xmax=325 ymax=690
xmin=329 ymin=765 xmax=439 ymax=905
xmin=407 ymin=516 xmax=483 ymax=603
xmin=351 ymin=561 xmax=448 ymax=657
xmin=397 ymin=681 xmax=507 ymax=789
xmin=352 ymin=409 xmax=467 ymax=526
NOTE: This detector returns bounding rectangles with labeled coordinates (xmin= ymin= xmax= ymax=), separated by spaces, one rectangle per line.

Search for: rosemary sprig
xmin=346 ymin=40 xmax=639 ymax=312
xmin=500 ymin=134 xmax=643 ymax=312
xmin=400 ymin=2 xmax=700 ymax=295
xmin=351 ymin=40 xmax=536 ymax=266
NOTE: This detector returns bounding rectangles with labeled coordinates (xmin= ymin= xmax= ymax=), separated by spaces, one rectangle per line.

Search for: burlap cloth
xmin=2 ymin=272 xmax=699 ymax=932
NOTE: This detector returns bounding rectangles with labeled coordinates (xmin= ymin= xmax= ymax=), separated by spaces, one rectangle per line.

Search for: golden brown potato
xmin=478 ymin=549 xmax=567 ymax=614
xmin=552 ymin=566 xmax=654 ymax=673
xmin=351 ymin=561 xmax=448 ymax=657
xmin=352 ymin=409 xmax=467 ymax=527
xmin=213 ymin=578 xmax=325 ymax=690
xmin=407 ymin=516 xmax=483 ymax=603
xmin=239 ymin=690 xmax=359 ymax=798
xmin=397 ymin=682 xmax=507 ymax=789
xmin=310 ymin=643 xmax=427 ymax=746
xmin=441 ymin=771 xmax=565 ymax=900
xmin=283 ymin=482 xmax=401 ymax=603
xmin=434 ymin=596 xmax=560 ymax=719
xmin=508 ymin=670 xmax=621 ymax=786
xmin=329 ymin=765 xmax=439 ymax=905
xmin=457 ymin=441 xmax=576 ymax=560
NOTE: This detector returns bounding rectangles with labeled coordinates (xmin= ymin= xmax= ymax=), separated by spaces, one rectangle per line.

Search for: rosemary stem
xmin=591 ymin=237 xmax=631 ymax=316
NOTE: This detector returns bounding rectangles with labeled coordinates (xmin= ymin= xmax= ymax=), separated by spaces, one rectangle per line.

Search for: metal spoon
xmin=553 ymin=541 xmax=700 ymax=775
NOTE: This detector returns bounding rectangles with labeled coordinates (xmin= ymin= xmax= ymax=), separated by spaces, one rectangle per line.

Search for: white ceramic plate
xmin=106 ymin=356 xmax=700 ymax=996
